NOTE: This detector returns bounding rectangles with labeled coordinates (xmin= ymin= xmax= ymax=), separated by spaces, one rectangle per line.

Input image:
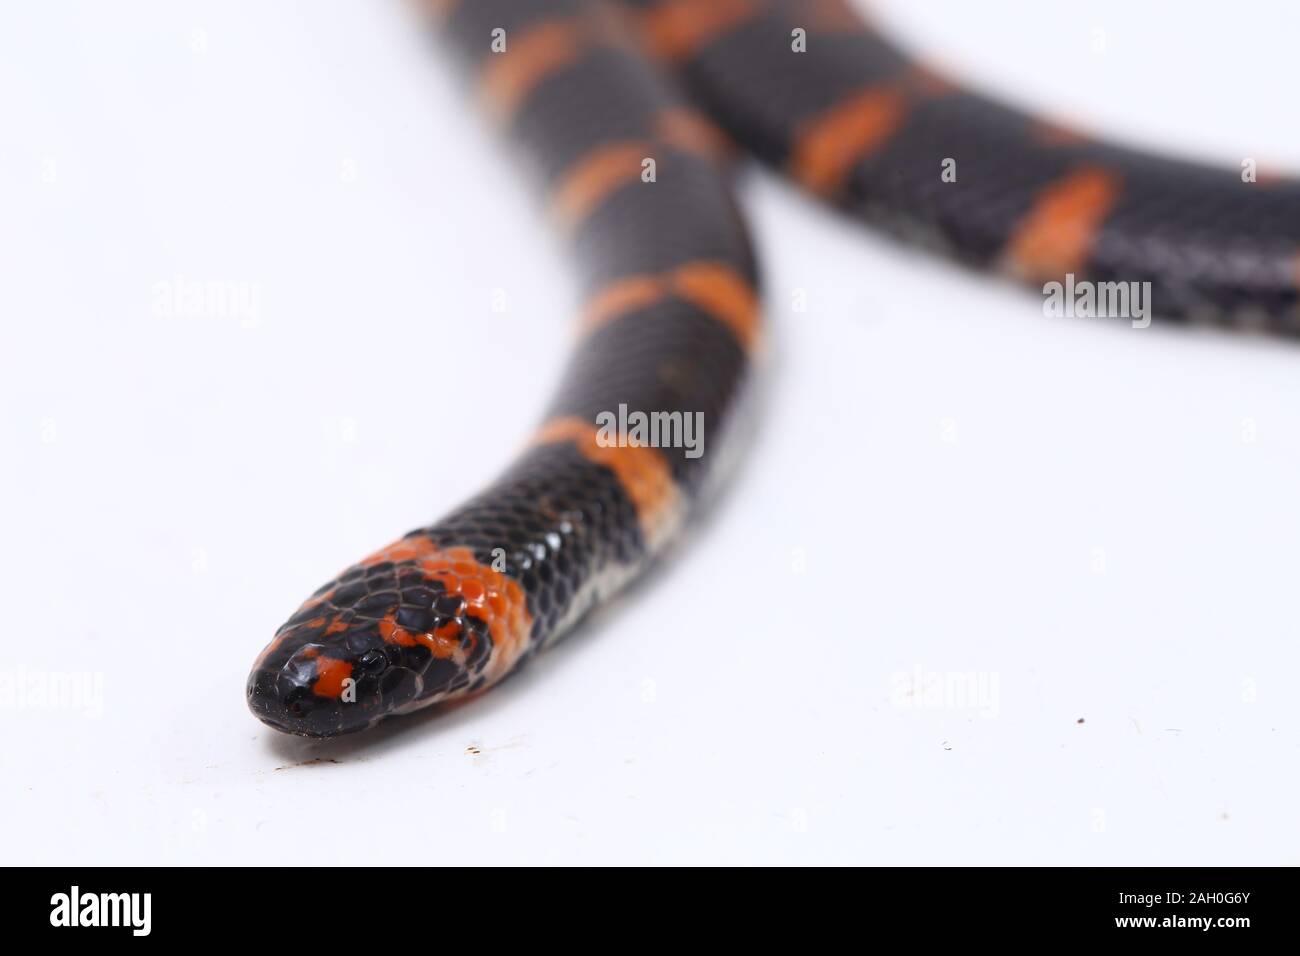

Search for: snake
xmin=247 ymin=0 xmax=1300 ymax=736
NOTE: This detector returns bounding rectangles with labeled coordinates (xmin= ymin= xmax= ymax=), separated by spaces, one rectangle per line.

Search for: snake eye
xmin=357 ymin=649 xmax=388 ymax=675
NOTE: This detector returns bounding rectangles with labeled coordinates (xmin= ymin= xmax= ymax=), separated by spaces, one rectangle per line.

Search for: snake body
xmin=248 ymin=0 xmax=1300 ymax=736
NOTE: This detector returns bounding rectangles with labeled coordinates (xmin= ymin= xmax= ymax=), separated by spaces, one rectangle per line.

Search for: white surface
xmin=2 ymin=0 xmax=1298 ymax=865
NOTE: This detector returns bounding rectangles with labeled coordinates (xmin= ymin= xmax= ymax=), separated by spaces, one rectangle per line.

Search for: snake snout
xmin=246 ymin=548 xmax=506 ymax=736
xmin=246 ymin=642 xmax=363 ymax=737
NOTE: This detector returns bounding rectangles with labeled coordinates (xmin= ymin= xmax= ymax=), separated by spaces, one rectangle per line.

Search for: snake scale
xmin=247 ymin=0 xmax=1300 ymax=736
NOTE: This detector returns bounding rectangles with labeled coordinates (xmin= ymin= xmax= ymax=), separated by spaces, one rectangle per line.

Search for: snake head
xmin=246 ymin=536 xmax=531 ymax=736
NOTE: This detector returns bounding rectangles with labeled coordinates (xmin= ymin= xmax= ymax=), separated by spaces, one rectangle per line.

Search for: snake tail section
xmin=619 ymin=0 xmax=1300 ymax=327
xmin=246 ymin=0 xmax=760 ymax=736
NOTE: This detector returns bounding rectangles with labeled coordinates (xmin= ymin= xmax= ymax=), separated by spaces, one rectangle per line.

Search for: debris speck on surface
xmin=274 ymin=757 xmax=340 ymax=772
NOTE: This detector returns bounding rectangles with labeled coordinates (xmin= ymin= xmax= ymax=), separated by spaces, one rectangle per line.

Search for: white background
xmin=3 ymin=0 xmax=1298 ymax=865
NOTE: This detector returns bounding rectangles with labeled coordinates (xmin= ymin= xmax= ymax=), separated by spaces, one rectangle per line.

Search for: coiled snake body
xmin=248 ymin=0 xmax=1300 ymax=736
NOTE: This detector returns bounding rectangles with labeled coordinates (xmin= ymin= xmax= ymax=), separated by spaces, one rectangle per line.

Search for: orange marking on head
xmin=532 ymin=418 xmax=681 ymax=548
xmin=579 ymin=262 xmax=761 ymax=352
xmin=312 ymin=657 xmax=353 ymax=698
xmin=791 ymin=86 xmax=908 ymax=195
xmin=378 ymin=614 xmax=417 ymax=647
xmin=430 ymin=621 xmax=462 ymax=659
xmin=653 ymin=107 xmax=735 ymax=160
xmin=480 ymin=18 xmax=599 ymax=119
xmin=1004 ymin=167 xmax=1122 ymax=281
xmin=640 ymin=0 xmax=763 ymax=62
xmin=363 ymin=541 xmax=532 ymax=682
xmin=551 ymin=141 xmax=651 ymax=226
